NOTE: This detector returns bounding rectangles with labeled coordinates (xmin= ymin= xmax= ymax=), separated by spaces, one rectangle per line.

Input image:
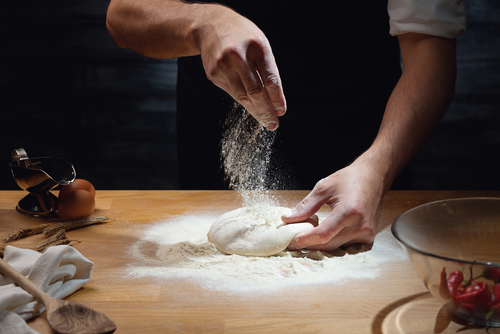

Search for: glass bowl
xmin=392 ymin=197 xmax=500 ymax=326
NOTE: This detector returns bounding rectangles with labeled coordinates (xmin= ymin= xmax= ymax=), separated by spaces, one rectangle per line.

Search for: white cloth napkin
xmin=0 ymin=245 xmax=93 ymax=334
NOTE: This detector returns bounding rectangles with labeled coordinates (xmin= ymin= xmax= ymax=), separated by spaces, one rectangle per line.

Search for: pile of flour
xmin=126 ymin=212 xmax=407 ymax=293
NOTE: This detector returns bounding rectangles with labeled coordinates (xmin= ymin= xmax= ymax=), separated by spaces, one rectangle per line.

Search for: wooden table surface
xmin=1 ymin=190 xmax=500 ymax=334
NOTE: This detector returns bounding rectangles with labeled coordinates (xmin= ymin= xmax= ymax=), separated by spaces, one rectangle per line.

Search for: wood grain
xmin=1 ymin=190 xmax=500 ymax=334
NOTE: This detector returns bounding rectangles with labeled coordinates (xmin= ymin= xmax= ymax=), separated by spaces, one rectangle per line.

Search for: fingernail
xmin=276 ymin=107 xmax=286 ymax=116
xmin=266 ymin=121 xmax=278 ymax=131
xmin=288 ymin=244 xmax=298 ymax=251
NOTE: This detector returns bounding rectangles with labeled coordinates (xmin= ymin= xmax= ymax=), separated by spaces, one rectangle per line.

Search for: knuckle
xmin=263 ymin=74 xmax=281 ymax=89
xmin=205 ymin=68 xmax=217 ymax=81
xmin=256 ymin=111 xmax=274 ymax=123
xmin=223 ymin=45 xmax=245 ymax=63
xmin=206 ymin=61 xmax=226 ymax=81
xmin=247 ymin=87 xmax=265 ymax=100
xmin=345 ymin=206 xmax=362 ymax=219
xmin=356 ymin=226 xmax=376 ymax=244
xmin=211 ymin=45 xmax=244 ymax=71
xmin=313 ymin=228 xmax=332 ymax=245
xmin=294 ymin=200 xmax=308 ymax=212
xmin=312 ymin=178 xmax=329 ymax=195
xmin=248 ymin=35 xmax=270 ymax=50
xmin=235 ymin=94 xmax=251 ymax=106
xmin=342 ymin=200 xmax=364 ymax=219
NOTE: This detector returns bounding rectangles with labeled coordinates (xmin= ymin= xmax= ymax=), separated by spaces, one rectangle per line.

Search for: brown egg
xmin=58 ymin=189 xmax=96 ymax=220
xmin=59 ymin=179 xmax=96 ymax=200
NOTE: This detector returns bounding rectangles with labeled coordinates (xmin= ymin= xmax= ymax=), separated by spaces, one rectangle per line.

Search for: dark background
xmin=1 ymin=1 xmax=499 ymax=191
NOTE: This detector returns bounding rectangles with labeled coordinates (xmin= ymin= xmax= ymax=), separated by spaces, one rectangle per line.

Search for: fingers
xmin=251 ymin=45 xmax=286 ymax=117
xmin=304 ymin=214 xmax=319 ymax=227
xmin=205 ymin=38 xmax=286 ymax=130
xmin=287 ymin=211 xmax=346 ymax=251
xmin=287 ymin=202 xmax=376 ymax=252
xmin=292 ymin=225 xmax=376 ymax=252
xmin=281 ymin=162 xmax=383 ymax=252
xmin=233 ymin=61 xmax=280 ymax=130
xmin=281 ymin=178 xmax=330 ymax=224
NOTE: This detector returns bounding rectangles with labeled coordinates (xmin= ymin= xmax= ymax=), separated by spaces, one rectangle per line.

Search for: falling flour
xmin=220 ymin=104 xmax=275 ymax=192
xmin=126 ymin=213 xmax=407 ymax=293
xmin=220 ymin=104 xmax=287 ymax=207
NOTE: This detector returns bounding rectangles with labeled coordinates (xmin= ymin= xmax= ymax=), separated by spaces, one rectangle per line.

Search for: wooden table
xmin=1 ymin=190 xmax=500 ymax=334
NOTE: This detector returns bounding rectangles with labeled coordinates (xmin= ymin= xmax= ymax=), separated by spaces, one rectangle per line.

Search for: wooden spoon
xmin=0 ymin=257 xmax=116 ymax=334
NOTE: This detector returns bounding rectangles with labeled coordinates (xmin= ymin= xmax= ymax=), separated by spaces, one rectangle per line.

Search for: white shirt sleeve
xmin=388 ymin=0 xmax=466 ymax=39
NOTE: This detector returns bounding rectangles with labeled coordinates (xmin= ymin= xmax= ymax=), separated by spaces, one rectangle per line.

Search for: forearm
xmin=283 ymin=34 xmax=457 ymax=251
xmin=106 ymin=0 xmax=229 ymax=59
xmin=107 ymin=0 xmax=285 ymax=129
xmin=360 ymin=33 xmax=457 ymax=192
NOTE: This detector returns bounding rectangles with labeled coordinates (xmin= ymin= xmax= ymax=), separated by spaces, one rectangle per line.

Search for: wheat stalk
xmin=2 ymin=223 xmax=54 ymax=243
xmin=32 ymin=230 xmax=67 ymax=251
xmin=1 ymin=216 xmax=111 ymax=242
xmin=0 ymin=237 xmax=81 ymax=258
xmin=44 ymin=216 xmax=111 ymax=237
xmin=34 ymin=238 xmax=81 ymax=253
xmin=0 ymin=216 xmax=111 ymax=257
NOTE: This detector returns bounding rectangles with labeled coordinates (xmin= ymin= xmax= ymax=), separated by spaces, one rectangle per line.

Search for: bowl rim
xmin=391 ymin=196 xmax=500 ymax=267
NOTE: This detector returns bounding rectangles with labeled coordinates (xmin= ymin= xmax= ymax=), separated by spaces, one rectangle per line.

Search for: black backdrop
xmin=1 ymin=1 xmax=499 ymax=190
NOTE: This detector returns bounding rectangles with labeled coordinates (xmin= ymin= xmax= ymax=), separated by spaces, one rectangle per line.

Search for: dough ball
xmin=208 ymin=206 xmax=314 ymax=257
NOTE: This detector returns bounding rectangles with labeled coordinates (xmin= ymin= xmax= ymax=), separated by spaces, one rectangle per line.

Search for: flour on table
xmin=126 ymin=213 xmax=407 ymax=293
xmin=125 ymin=106 xmax=408 ymax=292
xmin=208 ymin=206 xmax=313 ymax=257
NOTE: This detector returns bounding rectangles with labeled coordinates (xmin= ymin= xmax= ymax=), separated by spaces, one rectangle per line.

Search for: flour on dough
xmin=207 ymin=206 xmax=314 ymax=256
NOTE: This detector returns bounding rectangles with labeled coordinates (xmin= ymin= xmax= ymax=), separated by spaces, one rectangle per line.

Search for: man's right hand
xmin=197 ymin=9 xmax=286 ymax=130
xmin=106 ymin=0 xmax=286 ymax=130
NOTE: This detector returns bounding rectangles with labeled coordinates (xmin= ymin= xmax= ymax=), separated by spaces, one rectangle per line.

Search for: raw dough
xmin=207 ymin=206 xmax=314 ymax=256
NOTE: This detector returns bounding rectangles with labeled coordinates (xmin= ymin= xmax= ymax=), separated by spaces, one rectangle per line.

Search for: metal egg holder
xmin=9 ymin=148 xmax=76 ymax=217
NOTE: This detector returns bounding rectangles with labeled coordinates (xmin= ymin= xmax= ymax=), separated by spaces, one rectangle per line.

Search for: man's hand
xmin=282 ymin=154 xmax=385 ymax=251
xmin=198 ymin=12 xmax=286 ymax=130
xmin=106 ymin=0 xmax=286 ymax=130
xmin=281 ymin=33 xmax=457 ymax=252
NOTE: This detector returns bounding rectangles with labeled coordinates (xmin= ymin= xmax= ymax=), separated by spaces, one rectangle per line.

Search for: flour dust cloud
xmin=220 ymin=103 xmax=291 ymax=208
